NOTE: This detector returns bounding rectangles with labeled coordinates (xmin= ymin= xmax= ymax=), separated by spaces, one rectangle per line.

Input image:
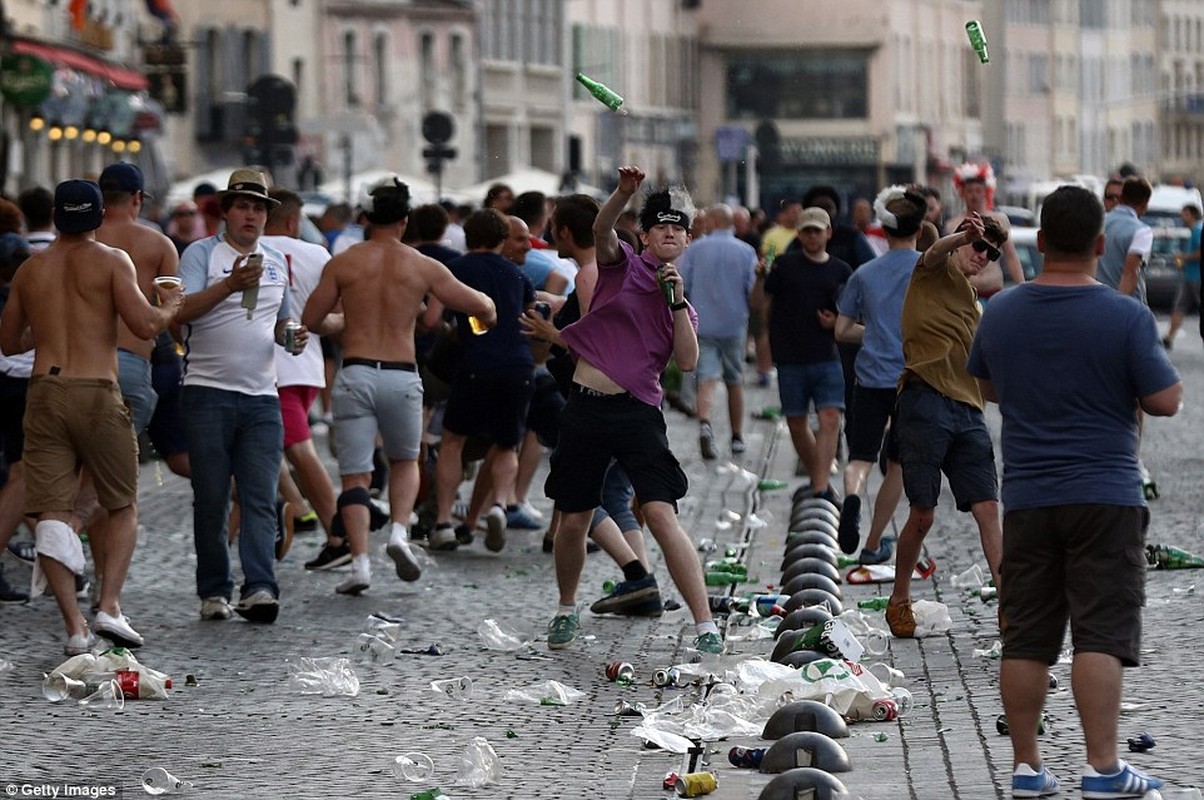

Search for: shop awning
xmin=10 ymin=38 xmax=148 ymax=92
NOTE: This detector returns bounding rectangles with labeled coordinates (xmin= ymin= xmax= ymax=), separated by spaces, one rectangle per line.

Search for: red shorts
xmin=279 ymin=385 xmax=321 ymax=448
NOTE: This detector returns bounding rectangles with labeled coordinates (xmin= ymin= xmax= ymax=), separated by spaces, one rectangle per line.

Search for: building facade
xmin=1160 ymin=0 xmax=1204 ymax=181
xmin=693 ymin=0 xmax=983 ymax=212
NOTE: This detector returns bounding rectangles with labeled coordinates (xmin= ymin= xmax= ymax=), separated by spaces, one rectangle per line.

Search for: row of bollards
xmin=749 ymin=485 xmax=855 ymax=799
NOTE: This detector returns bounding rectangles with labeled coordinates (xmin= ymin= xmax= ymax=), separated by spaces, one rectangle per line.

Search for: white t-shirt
xmin=442 ymin=222 xmax=466 ymax=254
xmin=179 ymin=236 xmax=289 ymax=396
xmin=263 ymin=234 xmax=328 ymax=389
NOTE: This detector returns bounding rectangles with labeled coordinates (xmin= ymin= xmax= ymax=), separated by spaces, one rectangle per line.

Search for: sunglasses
xmin=1105 ymin=194 xmax=1121 ymax=202
xmin=971 ymin=239 xmax=1001 ymax=262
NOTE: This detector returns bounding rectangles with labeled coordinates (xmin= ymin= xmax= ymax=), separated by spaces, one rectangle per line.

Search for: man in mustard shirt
xmin=885 ymin=212 xmax=1006 ymax=638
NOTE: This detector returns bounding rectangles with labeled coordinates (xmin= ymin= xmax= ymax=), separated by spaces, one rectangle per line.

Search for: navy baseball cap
xmin=54 ymin=180 xmax=104 ymax=234
xmin=98 ymin=162 xmax=150 ymax=198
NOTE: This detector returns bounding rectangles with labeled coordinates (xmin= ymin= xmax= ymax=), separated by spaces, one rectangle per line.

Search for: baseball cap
xmin=798 ymin=207 xmax=831 ymax=231
xmin=98 ymin=162 xmax=150 ymax=198
xmin=53 ymin=180 xmax=104 ymax=234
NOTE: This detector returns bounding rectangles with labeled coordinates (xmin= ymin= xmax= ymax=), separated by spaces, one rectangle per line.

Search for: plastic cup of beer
xmin=153 ymin=276 xmax=183 ymax=289
xmin=468 ymin=315 xmax=488 ymax=335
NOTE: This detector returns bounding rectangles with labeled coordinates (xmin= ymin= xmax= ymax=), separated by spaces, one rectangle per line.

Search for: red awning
xmin=10 ymin=38 xmax=148 ymax=92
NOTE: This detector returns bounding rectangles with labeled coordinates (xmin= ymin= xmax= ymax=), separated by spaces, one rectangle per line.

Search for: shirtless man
xmin=92 ymin=162 xmax=180 ymax=599
xmin=0 ymin=180 xmax=182 ymax=654
xmin=303 ymin=176 xmax=495 ymax=595
xmin=946 ymin=167 xmax=1025 ymax=291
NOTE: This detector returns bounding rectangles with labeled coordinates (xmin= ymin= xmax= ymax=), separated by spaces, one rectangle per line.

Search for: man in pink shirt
xmin=542 ymin=165 xmax=722 ymax=655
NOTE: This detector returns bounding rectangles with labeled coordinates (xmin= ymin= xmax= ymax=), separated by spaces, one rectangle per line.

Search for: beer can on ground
xmin=605 ymin=661 xmax=635 ymax=683
xmin=727 ymin=746 xmax=766 ymax=768
xmin=675 ymin=772 xmax=718 ymax=797
xmin=652 ymin=667 xmax=680 ymax=688
xmin=662 ymin=772 xmax=680 ymax=791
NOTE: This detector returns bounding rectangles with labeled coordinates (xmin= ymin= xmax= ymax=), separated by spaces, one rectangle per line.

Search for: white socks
xmin=557 ymin=604 xmax=577 ymax=618
xmin=696 ymin=621 xmax=720 ymax=637
xmin=389 ymin=522 xmax=409 ymax=546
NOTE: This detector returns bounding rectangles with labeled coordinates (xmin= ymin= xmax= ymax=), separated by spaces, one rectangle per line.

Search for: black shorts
xmin=0 ymin=374 xmax=29 ymax=465
xmin=895 ymin=382 xmax=997 ymax=511
xmin=846 ymin=384 xmax=899 ymax=464
xmin=1000 ymin=504 xmax=1149 ymax=667
xmin=545 ymin=386 xmax=688 ymax=513
xmin=442 ymin=368 xmax=534 ymax=449
xmin=525 ymin=370 xmax=565 ymax=448
xmin=147 ymin=347 xmax=187 ymax=458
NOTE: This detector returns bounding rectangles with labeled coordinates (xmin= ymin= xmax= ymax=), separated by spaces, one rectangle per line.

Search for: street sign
xmin=422 ymin=111 xmax=454 ymax=145
xmin=715 ymin=126 xmax=749 ymax=161
xmin=0 ymin=53 xmax=53 ymax=108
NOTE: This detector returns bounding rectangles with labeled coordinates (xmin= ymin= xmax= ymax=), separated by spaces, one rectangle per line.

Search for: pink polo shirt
xmin=560 ymin=241 xmax=697 ymax=407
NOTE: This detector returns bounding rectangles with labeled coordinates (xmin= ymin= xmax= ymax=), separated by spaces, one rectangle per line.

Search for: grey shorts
xmin=697 ymin=335 xmax=745 ymax=383
xmin=118 ymin=349 xmax=157 ymax=434
xmin=332 ymin=363 xmax=424 ymax=474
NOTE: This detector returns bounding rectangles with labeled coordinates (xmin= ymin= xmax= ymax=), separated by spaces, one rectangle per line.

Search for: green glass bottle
xmin=575 ymin=72 xmax=625 ymax=113
xmin=965 ymin=20 xmax=990 ymax=63
xmin=656 ymin=264 xmax=676 ymax=306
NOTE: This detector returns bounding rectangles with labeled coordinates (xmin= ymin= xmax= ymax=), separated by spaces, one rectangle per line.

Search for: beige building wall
xmin=566 ymin=0 xmax=699 ymax=190
xmin=1160 ymin=0 xmax=1204 ymax=181
xmin=694 ymin=0 xmax=982 ymax=209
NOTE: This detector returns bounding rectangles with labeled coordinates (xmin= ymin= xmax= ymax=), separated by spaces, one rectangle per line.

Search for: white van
xmin=1143 ymin=185 xmax=1203 ymax=228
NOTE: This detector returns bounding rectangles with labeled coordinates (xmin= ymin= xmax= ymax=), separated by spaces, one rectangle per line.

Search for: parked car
xmin=1145 ymin=226 xmax=1190 ymax=311
xmin=1007 ymin=227 xmax=1041 ymax=285
xmin=995 ymin=205 xmax=1036 ymax=228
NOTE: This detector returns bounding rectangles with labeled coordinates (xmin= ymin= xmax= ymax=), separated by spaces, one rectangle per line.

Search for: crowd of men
xmin=0 ymin=159 xmax=1195 ymax=798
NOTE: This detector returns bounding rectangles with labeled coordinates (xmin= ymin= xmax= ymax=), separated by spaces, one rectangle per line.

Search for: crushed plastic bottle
xmin=950 ymin=564 xmax=985 ymax=590
xmin=455 ymin=737 xmax=501 ymax=788
xmin=392 ymin=752 xmax=436 ymax=783
xmin=858 ymin=596 xmax=890 ymax=611
xmin=286 ymin=657 xmax=360 ymax=697
xmin=430 ymin=676 xmax=473 ymax=700
xmin=476 ymin=619 xmax=526 ymax=651
xmin=141 ymin=767 xmax=193 ymax=795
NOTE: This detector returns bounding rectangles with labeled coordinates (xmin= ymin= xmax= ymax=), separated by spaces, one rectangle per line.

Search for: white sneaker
xmin=386 ymin=538 xmax=421 ymax=582
xmin=336 ymin=565 xmax=371 ymax=595
xmin=517 ymin=500 xmax=544 ymax=521
xmin=200 ymin=597 xmax=233 ymax=620
xmin=94 ymin=610 xmax=144 ymax=648
xmin=484 ymin=505 xmax=507 ymax=553
xmin=63 ymin=629 xmax=97 ymax=656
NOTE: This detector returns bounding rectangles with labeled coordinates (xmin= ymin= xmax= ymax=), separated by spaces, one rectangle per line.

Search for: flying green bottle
xmin=575 ymin=72 xmax=626 ymax=113
xmin=965 ymin=20 xmax=990 ymax=64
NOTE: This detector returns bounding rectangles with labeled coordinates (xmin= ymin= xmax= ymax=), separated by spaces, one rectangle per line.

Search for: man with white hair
xmin=835 ymin=185 xmax=928 ymax=563
xmin=678 ymin=204 xmax=758 ymax=459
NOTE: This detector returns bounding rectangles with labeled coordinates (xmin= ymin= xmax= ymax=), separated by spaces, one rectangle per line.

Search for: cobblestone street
xmin=1 ymin=317 xmax=1203 ymax=799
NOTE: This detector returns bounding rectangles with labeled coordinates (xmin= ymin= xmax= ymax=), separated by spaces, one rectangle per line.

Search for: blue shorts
xmin=117 ymin=349 xmax=157 ymax=435
xmin=697 ymin=335 xmax=745 ymax=384
xmin=895 ymin=381 xmax=997 ymax=511
xmin=776 ymin=361 xmax=845 ymax=417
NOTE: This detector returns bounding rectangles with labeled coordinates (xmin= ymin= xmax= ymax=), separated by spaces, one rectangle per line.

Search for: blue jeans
xmin=590 ymin=460 xmax=639 ymax=533
xmin=182 ymin=386 xmax=283 ymax=601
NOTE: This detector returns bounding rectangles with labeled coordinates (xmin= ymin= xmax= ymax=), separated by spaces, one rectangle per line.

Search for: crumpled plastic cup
xmin=503 ymin=679 xmax=585 ymax=706
xmin=355 ymin=633 xmax=396 ymax=665
xmin=141 ymin=766 xmax=193 ymax=795
xmin=78 ymin=678 xmax=124 ymax=711
xmin=391 ymin=752 xmax=435 ymax=783
xmin=430 ymin=676 xmax=473 ymax=700
xmin=286 ymin=657 xmax=360 ymax=697
xmin=476 ymin=619 xmax=525 ymax=651
xmin=455 ymin=737 xmax=501 ymax=788
xmin=950 ymin=564 xmax=985 ymax=591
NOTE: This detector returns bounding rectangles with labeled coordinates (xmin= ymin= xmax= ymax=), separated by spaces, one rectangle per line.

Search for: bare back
xmin=13 ymin=239 xmax=145 ymax=380
xmin=327 ymin=239 xmax=444 ymax=362
xmin=96 ymin=217 xmax=179 ymax=357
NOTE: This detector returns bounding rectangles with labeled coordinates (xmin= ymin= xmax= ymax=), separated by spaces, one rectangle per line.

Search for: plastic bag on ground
xmin=950 ymin=564 xmax=985 ymax=590
xmin=454 ymin=737 xmax=501 ymax=788
xmin=757 ymin=658 xmax=897 ymax=720
xmin=630 ymin=725 xmax=694 ymax=753
xmin=286 ymin=657 xmax=360 ymax=697
xmin=911 ymin=599 xmax=953 ymax=636
xmin=503 ymin=679 xmax=585 ymax=706
xmin=477 ymin=619 xmax=526 ymax=651
xmin=141 ymin=766 xmax=193 ymax=795
xmin=45 ymin=648 xmax=173 ymax=701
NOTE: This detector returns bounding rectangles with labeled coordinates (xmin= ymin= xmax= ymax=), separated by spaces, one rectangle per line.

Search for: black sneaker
xmin=369 ymin=501 xmax=390 ymax=532
xmin=837 ymin=494 xmax=862 ymax=554
xmin=304 ymin=541 xmax=352 ymax=571
xmin=455 ymin=523 xmax=475 ymax=546
xmin=590 ymin=575 xmax=663 ymax=616
xmin=234 ymin=590 xmax=279 ymax=624
xmin=294 ymin=511 xmax=319 ymax=533
xmin=731 ymin=435 xmax=746 ymax=456
xmin=429 ymin=524 xmax=459 ymax=551
xmin=6 ymin=539 xmax=35 ymax=565
xmin=0 ymin=565 xmax=28 ymax=604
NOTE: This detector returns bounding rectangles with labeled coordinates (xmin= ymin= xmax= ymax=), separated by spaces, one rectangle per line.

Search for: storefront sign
xmin=0 ymin=54 xmax=54 ymax=108
xmin=779 ymin=136 xmax=879 ymax=166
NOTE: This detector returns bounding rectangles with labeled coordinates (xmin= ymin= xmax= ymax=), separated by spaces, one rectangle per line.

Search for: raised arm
xmin=594 ymin=166 xmax=644 ymax=266
xmin=112 ymin=250 xmax=181 ymax=339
